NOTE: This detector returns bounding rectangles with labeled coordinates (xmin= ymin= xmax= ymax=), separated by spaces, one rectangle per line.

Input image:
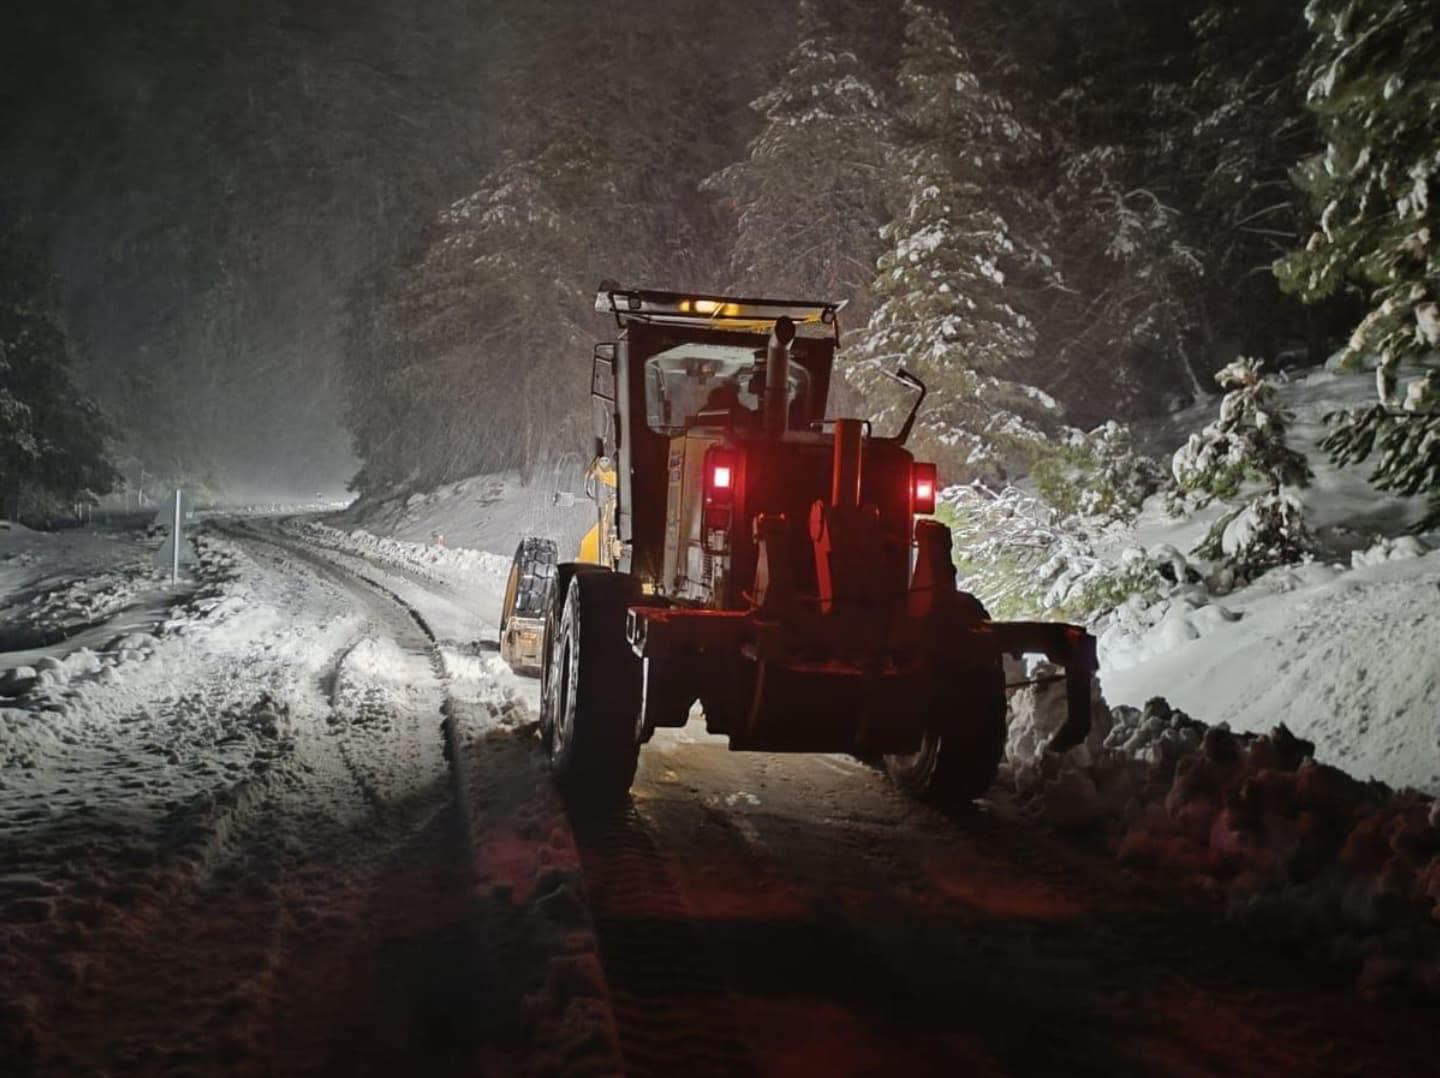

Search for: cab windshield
xmin=643 ymin=342 xmax=812 ymax=435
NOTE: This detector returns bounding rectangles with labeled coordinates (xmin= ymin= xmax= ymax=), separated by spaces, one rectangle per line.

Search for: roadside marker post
xmin=172 ymin=489 xmax=182 ymax=584
xmin=154 ymin=489 xmax=197 ymax=583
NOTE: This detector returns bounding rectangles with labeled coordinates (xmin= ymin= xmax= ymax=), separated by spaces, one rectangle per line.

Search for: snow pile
xmin=1101 ymin=548 xmax=1440 ymax=794
xmin=298 ymin=521 xmax=512 ymax=585
xmin=325 ymin=472 xmax=592 ymax=560
xmin=1001 ymin=685 xmax=1440 ymax=1002
xmin=1350 ymin=533 xmax=1430 ymax=569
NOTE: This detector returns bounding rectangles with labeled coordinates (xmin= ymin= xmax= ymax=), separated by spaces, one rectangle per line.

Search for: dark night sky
xmin=3 ymin=0 xmax=507 ymax=495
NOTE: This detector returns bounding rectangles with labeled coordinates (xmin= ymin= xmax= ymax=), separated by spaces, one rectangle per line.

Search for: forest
xmin=1 ymin=0 xmax=1436 ymax=527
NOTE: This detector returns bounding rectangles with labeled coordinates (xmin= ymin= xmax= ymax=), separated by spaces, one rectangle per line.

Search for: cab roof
xmin=595 ymin=284 xmax=843 ymax=337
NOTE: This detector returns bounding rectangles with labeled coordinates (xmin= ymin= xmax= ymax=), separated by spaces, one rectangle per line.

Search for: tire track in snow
xmin=230 ymin=521 xmax=477 ymax=865
xmin=572 ymin=806 xmax=757 ymax=1077
xmin=2 ymin=534 xmax=382 ymax=1075
xmin=6 ymin=521 xmax=498 ymax=1076
xmin=261 ymin=518 xmax=628 ymax=1075
xmin=218 ymin=520 xmax=607 ymax=1075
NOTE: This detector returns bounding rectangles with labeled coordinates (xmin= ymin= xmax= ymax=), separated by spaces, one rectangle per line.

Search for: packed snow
xmin=0 ymin=518 xmax=620 ymax=1071
xmin=1000 ymin=681 xmax=1440 ymax=1003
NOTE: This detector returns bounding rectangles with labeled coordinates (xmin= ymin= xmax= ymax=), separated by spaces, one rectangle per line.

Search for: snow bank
xmin=1001 ymin=684 xmax=1440 ymax=1003
xmin=1101 ymin=548 xmax=1440 ymax=795
xmin=300 ymin=521 xmax=512 ymax=583
xmin=325 ymin=472 xmax=593 ymax=560
xmin=1089 ymin=369 xmax=1440 ymax=796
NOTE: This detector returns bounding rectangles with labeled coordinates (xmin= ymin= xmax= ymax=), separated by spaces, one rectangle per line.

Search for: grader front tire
xmin=542 ymin=570 xmax=643 ymax=807
xmin=499 ymin=538 xmax=558 ymax=675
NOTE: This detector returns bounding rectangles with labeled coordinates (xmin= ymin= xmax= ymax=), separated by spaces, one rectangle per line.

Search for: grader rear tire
xmin=541 ymin=569 xmax=642 ymax=807
xmin=885 ymin=662 xmax=1008 ymax=807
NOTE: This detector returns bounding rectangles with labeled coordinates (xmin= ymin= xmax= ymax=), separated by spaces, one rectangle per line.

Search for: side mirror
xmin=592 ymin=343 xmax=617 ymax=401
xmin=592 ymin=405 xmax=613 ymax=458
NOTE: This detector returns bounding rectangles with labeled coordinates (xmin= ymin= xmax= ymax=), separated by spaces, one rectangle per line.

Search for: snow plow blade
xmin=985 ymin=621 xmax=1098 ymax=753
xmin=625 ymin=607 xmax=1097 ymax=757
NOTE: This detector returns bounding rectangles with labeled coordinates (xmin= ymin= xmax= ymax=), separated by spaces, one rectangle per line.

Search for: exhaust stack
xmin=831 ymin=419 xmax=863 ymax=509
xmin=763 ymin=316 xmax=796 ymax=439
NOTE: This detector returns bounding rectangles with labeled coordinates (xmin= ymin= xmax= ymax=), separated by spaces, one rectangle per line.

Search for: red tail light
xmin=913 ymin=462 xmax=937 ymax=514
xmin=705 ymin=449 xmax=737 ymax=506
xmin=703 ymin=449 xmax=737 ymax=554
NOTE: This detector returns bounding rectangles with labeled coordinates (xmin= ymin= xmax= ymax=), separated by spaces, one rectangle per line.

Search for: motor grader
xmin=500 ymin=284 xmax=1097 ymax=805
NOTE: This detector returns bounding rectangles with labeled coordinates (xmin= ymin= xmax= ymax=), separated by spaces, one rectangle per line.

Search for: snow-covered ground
xmin=324 ymin=472 xmax=592 ymax=562
xmin=326 ymin=475 xmax=1440 ymax=1006
xmin=0 ymin=520 xmax=620 ymax=1073
xmin=1095 ymin=369 xmax=1440 ymax=795
xmin=0 ymin=521 xmax=180 ymax=673
xmin=3 ymin=363 xmax=1438 ymax=1069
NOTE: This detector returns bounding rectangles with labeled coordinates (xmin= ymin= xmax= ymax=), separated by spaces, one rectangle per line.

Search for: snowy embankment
xmin=325 ymin=471 xmax=593 ymax=562
xmin=0 ymin=520 xmax=172 ymax=668
xmin=1100 ymin=547 xmax=1440 ymax=795
xmin=986 ymin=368 xmax=1440 ymax=1003
xmin=1093 ymin=370 xmax=1439 ymax=796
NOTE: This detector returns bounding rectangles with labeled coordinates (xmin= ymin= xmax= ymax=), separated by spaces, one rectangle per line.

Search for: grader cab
xmin=500 ymin=284 xmax=1098 ymax=805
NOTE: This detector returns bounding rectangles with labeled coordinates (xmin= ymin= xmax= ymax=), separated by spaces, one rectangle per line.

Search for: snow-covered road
xmin=1 ymin=519 xmax=614 ymax=1075
xmin=3 ymin=517 xmax=1439 ymax=1075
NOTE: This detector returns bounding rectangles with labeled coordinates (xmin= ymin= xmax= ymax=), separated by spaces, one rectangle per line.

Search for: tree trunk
xmin=1177 ymin=339 xmax=1209 ymax=403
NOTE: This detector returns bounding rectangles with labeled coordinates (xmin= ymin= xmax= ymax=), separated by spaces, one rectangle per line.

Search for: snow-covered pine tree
xmin=341 ymin=0 xmax=789 ymax=496
xmin=1173 ymin=358 xmax=1312 ymax=502
xmin=702 ymin=0 xmax=890 ymax=324
xmin=1031 ymin=421 xmax=1166 ymax=524
xmin=346 ymin=138 xmax=623 ymax=492
xmin=1275 ymin=0 xmax=1440 ymax=529
xmin=0 ymin=229 xmax=119 ymax=521
xmin=1173 ymin=357 xmax=1315 ymax=577
xmin=1185 ymin=1 xmax=1315 ymax=364
xmin=844 ymin=0 xmax=1059 ymax=484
